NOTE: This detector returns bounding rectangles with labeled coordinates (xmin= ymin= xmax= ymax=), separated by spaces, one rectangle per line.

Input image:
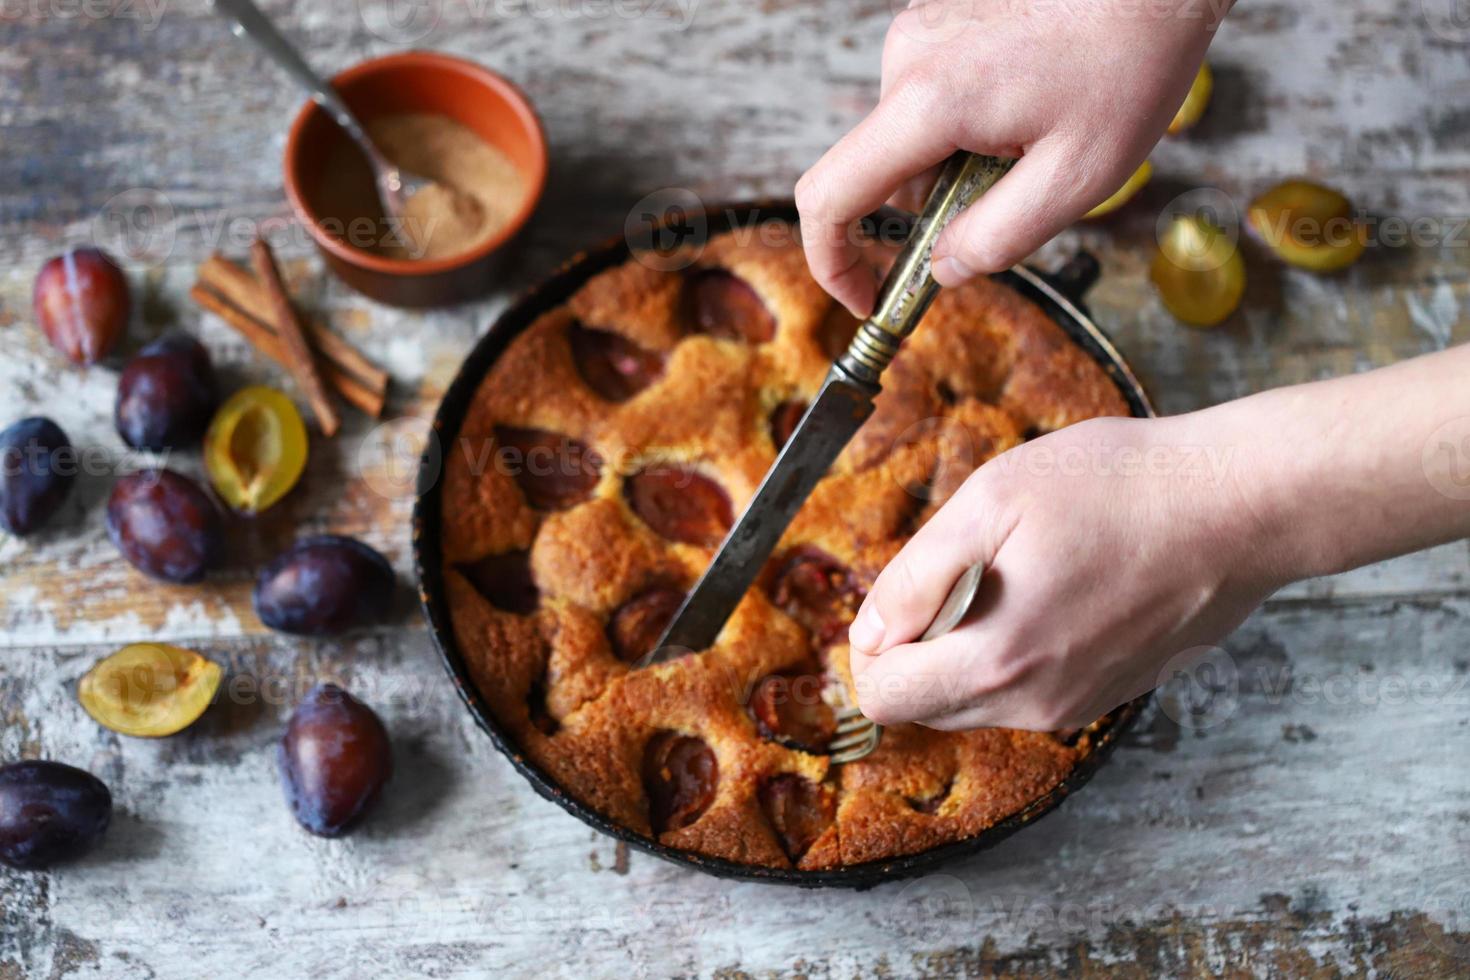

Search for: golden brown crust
xmin=441 ymin=228 xmax=1129 ymax=869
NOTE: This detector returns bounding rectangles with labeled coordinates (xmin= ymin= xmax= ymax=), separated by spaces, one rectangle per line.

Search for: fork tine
xmin=829 ymin=726 xmax=879 ymax=752
xmin=828 ymin=700 xmax=882 ymax=763
xmin=830 ymin=728 xmax=881 ymax=764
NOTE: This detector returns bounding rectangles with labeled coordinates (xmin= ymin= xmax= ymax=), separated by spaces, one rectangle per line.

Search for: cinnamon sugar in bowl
xmin=284 ymin=52 xmax=547 ymax=308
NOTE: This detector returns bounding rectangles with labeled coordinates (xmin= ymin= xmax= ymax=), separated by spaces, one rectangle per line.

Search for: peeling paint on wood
xmin=3 ymin=0 xmax=1470 ymax=976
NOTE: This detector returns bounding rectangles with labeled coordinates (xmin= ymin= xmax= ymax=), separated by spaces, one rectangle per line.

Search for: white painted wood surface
xmin=3 ymin=0 xmax=1470 ymax=976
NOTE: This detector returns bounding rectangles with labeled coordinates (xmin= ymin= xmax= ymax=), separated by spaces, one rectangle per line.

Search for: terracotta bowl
xmin=283 ymin=51 xmax=547 ymax=308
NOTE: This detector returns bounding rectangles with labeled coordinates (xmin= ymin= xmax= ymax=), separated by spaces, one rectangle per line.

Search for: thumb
xmin=848 ymin=476 xmax=1008 ymax=657
xmin=930 ymin=140 xmax=1122 ymax=285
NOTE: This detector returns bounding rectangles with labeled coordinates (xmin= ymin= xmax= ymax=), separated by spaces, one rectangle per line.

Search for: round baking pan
xmin=413 ymin=200 xmax=1156 ymax=888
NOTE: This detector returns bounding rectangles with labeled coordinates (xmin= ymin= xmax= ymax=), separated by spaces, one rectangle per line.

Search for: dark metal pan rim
xmin=412 ymin=199 xmax=1155 ymax=889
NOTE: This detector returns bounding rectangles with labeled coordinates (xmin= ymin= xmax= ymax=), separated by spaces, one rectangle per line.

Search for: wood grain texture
xmin=2 ymin=0 xmax=1470 ymax=976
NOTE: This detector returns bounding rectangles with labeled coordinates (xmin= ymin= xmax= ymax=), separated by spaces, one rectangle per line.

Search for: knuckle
xmin=793 ymin=170 xmax=828 ymax=220
xmin=894 ymin=63 xmax=945 ymax=118
xmin=954 ymin=231 xmax=1014 ymax=274
xmin=878 ymin=553 xmax=924 ymax=616
xmin=854 ymin=682 xmax=907 ymax=727
xmin=959 ymin=464 xmax=1004 ymax=511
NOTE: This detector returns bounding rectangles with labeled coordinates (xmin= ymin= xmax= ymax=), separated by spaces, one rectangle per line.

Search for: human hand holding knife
xmin=641 ymin=152 xmax=1016 ymax=668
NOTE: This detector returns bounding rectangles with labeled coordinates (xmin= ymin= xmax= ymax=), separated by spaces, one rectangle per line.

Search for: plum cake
xmin=440 ymin=224 xmax=1128 ymax=869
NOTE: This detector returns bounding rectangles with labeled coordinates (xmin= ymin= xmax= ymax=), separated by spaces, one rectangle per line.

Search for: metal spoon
xmin=212 ymin=0 xmax=430 ymax=223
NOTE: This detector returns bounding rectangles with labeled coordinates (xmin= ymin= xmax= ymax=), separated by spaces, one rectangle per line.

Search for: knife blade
xmin=642 ymin=151 xmax=1016 ymax=665
xmin=641 ymin=366 xmax=878 ymax=662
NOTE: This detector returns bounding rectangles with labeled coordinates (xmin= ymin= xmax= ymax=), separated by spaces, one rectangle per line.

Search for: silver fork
xmin=829 ymin=563 xmax=985 ymax=764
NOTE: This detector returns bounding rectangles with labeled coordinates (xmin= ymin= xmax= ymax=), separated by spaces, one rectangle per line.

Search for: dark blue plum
xmin=105 ymin=469 xmax=223 ymax=583
xmin=114 ymin=332 xmax=217 ymax=451
xmin=0 ymin=761 xmax=112 ymax=869
xmin=278 ymin=684 xmax=391 ymax=837
xmin=0 ymin=417 xmax=76 ymax=535
xmin=254 ymin=535 xmax=395 ymax=636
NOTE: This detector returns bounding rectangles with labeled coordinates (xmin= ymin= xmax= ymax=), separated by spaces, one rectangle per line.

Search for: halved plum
xmin=78 ymin=643 xmax=222 ymax=738
xmin=493 ymin=426 xmax=602 ymax=511
xmin=457 ymin=549 xmax=539 ymax=614
xmin=906 ymin=780 xmax=953 ymax=815
xmin=757 ymin=773 xmax=834 ymax=863
xmin=203 ymin=386 xmax=308 ymax=515
xmin=1247 ymin=179 xmax=1368 ymax=272
xmin=608 ymin=587 xmax=685 ymax=663
xmin=769 ymin=547 xmax=866 ymax=647
xmin=641 ymin=731 xmax=718 ymax=834
xmin=684 ymin=269 xmax=775 ymax=342
xmin=567 ymin=322 xmax=664 ymax=402
xmin=817 ymin=303 xmax=860 ymax=361
xmin=748 ymin=672 xmax=836 ymax=753
xmin=623 ymin=465 xmax=732 ymax=546
xmin=768 ymin=400 xmax=806 ymax=451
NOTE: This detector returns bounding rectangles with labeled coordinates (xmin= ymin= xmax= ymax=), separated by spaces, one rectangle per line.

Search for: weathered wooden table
xmin=4 ymin=0 xmax=1470 ymax=975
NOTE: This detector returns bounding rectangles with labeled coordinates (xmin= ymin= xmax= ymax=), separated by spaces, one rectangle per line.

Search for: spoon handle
xmin=211 ymin=0 xmax=382 ymax=167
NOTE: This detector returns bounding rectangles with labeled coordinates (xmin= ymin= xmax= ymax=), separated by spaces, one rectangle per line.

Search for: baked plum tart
xmin=440 ymin=227 xmax=1127 ymax=868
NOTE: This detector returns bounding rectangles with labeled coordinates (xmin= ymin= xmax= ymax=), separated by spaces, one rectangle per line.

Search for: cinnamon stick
xmin=198 ymin=254 xmax=388 ymax=393
xmin=189 ymin=284 xmax=386 ymax=418
xmin=249 ymin=239 xmax=341 ymax=437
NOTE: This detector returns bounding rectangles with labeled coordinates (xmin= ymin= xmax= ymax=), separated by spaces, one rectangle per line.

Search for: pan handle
xmin=1043 ymin=250 xmax=1101 ymax=306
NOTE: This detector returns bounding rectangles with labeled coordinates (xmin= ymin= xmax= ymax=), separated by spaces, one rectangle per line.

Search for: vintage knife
xmin=641 ymin=151 xmax=1016 ymax=666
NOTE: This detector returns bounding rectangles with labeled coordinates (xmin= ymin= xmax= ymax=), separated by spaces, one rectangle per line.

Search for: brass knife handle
xmin=838 ymin=152 xmax=1017 ymax=384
